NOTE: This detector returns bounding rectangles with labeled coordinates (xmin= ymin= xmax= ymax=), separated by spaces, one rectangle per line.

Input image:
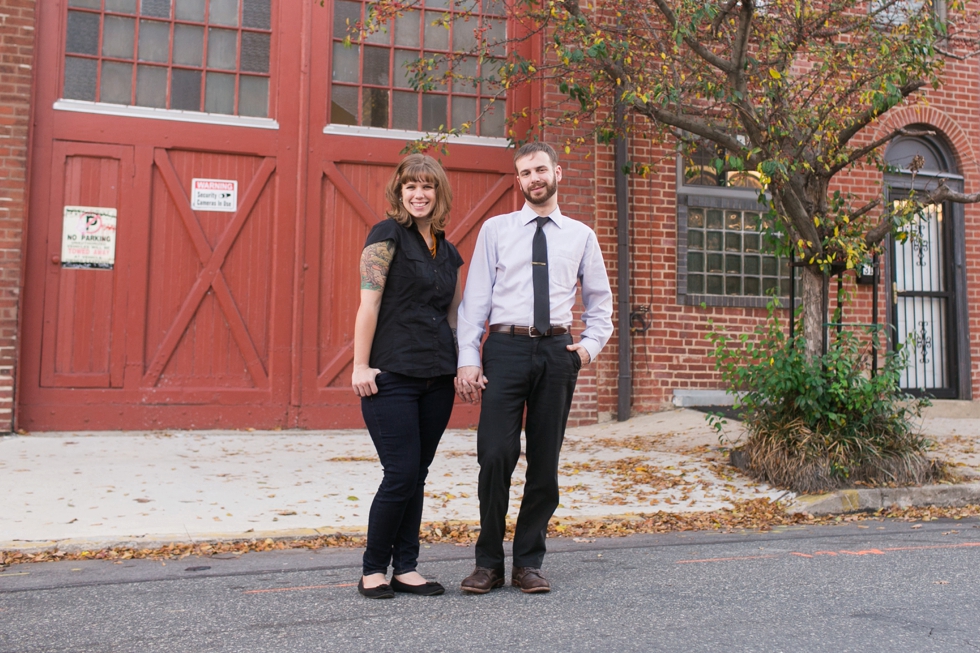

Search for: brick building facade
xmin=0 ymin=0 xmax=34 ymax=432
xmin=4 ymin=0 xmax=978 ymax=431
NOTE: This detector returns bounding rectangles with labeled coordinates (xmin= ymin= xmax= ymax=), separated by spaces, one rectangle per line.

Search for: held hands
xmin=352 ymin=365 xmax=382 ymax=397
xmin=567 ymin=343 xmax=592 ymax=365
xmin=455 ymin=347 xmax=588 ymax=404
xmin=455 ymin=365 xmax=487 ymax=404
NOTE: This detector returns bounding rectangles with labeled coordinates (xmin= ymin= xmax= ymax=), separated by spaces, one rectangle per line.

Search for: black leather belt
xmin=488 ymin=324 xmax=569 ymax=337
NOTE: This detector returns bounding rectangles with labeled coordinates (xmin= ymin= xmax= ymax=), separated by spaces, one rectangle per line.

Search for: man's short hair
xmin=514 ymin=142 xmax=559 ymax=167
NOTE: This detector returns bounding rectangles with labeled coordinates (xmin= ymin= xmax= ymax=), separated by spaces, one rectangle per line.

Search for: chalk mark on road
xmin=676 ymin=541 xmax=980 ymax=564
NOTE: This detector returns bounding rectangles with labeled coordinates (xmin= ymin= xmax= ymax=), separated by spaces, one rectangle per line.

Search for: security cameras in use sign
xmin=61 ymin=206 xmax=117 ymax=270
xmin=191 ymin=178 xmax=238 ymax=212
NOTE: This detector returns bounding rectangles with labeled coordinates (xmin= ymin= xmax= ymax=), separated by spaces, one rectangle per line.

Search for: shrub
xmin=707 ymin=301 xmax=943 ymax=494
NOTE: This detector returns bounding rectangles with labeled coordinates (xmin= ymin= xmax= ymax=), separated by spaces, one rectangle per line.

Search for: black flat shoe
xmin=391 ymin=577 xmax=445 ymax=596
xmin=358 ymin=578 xmax=395 ymax=599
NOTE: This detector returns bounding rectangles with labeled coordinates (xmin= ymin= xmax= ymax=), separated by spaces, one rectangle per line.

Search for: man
xmin=455 ymin=142 xmax=613 ymax=594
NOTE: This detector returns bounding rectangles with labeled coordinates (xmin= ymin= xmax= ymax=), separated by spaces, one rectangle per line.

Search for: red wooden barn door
xmin=19 ymin=0 xmax=526 ymax=430
xmin=19 ymin=0 xmax=301 ymax=429
xmin=139 ymin=149 xmax=281 ymax=403
xmin=39 ymin=142 xmax=133 ymax=391
xmin=297 ymin=1 xmax=525 ymax=427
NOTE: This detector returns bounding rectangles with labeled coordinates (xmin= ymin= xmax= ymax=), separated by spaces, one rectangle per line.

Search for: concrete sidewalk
xmin=2 ymin=405 xmax=979 ymax=552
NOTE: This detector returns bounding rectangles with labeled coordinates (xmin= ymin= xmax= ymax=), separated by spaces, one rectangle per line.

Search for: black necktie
xmin=532 ymin=216 xmax=550 ymax=335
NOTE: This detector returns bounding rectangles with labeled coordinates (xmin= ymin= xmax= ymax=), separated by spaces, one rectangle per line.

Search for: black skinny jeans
xmin=361 ymin=372 xmax=455 ymax=576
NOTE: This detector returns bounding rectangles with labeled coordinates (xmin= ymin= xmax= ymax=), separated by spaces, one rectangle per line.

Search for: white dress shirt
xmin=457 ymin=203 xmax=614 ymax=368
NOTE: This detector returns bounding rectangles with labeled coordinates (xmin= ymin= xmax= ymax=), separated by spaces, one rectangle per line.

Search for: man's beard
xmin=522 ymin=176 xmax=558 ymax=205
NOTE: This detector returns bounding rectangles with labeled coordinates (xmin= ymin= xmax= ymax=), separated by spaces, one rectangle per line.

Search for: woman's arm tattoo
xmin=359 ymin=240 xmax=395 ymax=291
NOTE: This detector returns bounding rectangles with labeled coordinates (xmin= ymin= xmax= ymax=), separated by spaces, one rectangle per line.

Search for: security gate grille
xmin=890 ymin=201 xmax=957 ymax=397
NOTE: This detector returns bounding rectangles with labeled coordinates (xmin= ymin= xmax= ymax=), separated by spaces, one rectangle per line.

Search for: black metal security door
xmin=890 ymin=200 xmax=957 ymax=397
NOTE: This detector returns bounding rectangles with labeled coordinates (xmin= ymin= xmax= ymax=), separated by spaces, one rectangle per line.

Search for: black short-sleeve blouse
xmin=365 ymin=219 xmax=464 ymax=378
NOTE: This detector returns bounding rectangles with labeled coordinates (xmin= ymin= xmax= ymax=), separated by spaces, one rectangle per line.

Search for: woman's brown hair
xmin=384 ymin=154 xmax=453 ymax=234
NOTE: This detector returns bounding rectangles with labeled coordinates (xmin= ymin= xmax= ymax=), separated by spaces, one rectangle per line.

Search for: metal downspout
xmin=615 ymin=105 xmax=631 ymax=421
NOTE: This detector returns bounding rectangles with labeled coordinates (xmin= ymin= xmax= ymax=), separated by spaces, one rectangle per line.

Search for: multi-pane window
xmin=331 ymin=0 xmax=507 ymax=137
xmin=63 ymin=0 xmax=273 ymax=118
xmin=685 ymin=207 xmax=794 ymax=299
xmin=677 ymin=139 xmax=796 ymax=306
xmin=683 ymin=142 xmax=764 ymax=189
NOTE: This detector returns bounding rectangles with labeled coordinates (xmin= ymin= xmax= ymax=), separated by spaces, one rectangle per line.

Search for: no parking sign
xmin=61 ymin=206 xmax=117 ymax=270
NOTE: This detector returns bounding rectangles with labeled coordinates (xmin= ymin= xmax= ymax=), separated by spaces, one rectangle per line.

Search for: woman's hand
xmin=352 ymin=365 xmax=383 ymax=397
xmin=455 ymin=366 xmax=487 ymax=404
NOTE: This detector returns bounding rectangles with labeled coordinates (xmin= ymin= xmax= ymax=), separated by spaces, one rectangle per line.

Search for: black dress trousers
xmin=474 ymin=331 xmax=582 ymax=570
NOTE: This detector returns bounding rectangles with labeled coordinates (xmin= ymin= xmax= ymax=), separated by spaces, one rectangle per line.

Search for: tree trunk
xmin=800 ymin=265 xmax=825 ymax=361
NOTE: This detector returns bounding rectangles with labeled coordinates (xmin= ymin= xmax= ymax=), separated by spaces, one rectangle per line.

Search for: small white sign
xmin=61 ymin=206 xmax=117 ymax=270
xmin=191 ymin=178 xmax=238 ymax=212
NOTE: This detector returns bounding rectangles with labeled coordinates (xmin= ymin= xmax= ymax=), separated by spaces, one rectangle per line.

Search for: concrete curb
xmin=787 ymin=482 xmax=980 ymax=515
xmin=0 ymin=526 xmax=369 ymax=555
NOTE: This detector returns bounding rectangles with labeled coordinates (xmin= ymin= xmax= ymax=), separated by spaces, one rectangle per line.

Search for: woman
xmin=352 ymin=154 xmax=463 ymax=599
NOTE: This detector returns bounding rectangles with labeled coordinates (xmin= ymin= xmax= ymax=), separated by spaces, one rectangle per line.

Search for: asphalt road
xmin=2 ymin=519 xmax=979 ymax=653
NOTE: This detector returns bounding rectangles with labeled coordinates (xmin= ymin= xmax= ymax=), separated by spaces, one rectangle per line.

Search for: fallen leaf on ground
xmin=3 ymin=502 xmax=978 ymax=570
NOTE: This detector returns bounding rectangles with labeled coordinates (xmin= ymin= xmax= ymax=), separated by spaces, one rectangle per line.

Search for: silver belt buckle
xmin=527 ymin=325 xmax=542 ymax=338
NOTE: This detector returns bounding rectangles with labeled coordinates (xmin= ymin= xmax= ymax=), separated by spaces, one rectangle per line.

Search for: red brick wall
xmin=542 ymin=91 xmax=602 ymax=426
xmin=552 ymin=24 xmax=980 ymax=423
xmin=0 ymin=0 xmax=35 ymax=432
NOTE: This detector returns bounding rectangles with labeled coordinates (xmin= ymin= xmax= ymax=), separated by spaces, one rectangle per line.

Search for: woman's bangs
xmin=399 ymin=164 xmax=438 ymax=188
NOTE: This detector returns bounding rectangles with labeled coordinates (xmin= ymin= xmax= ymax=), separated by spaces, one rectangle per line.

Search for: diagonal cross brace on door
xmin=142 ymin=152 xmax=277 ymax=388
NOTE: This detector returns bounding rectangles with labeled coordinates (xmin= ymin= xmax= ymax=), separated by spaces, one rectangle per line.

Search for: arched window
xmin=885 ymin=128 xmax=956 ymax=175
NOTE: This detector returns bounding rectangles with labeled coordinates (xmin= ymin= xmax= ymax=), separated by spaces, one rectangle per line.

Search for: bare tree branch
xmin=864 ymin=215 xmax=893 ymax=246
xmin=729 ymin=2 xmax=754 ymax=90
xmin=781 ymin=177 xmax=823 ymax=255
xmin=632 ymin=101 xmax=744 ymax=154
xmin=935 ymin=46 xmax=980 ymax=60
xmin=710 ymin=0 xmax=741 ymax=34
xmin=835 ymin=80 xmax=927 ymax=148
xmin=728 ymin=2 xmax=767 ymax=149
xmin=823 ymin=129 xmax=903 ymax=177
xmin=927 ymin=184 xmax=980 ymax=204
xmin=865 ymin=183 xmax=980 ymax=247
xmin=827 ymin=126 xmax=944 ymax=177
xmin=847 ymin=198 xmax=882 ymax=222
xmin=647 ymin=0 xmax=734 ymax=73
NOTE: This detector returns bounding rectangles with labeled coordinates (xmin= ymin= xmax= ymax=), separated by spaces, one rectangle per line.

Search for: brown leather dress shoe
xmin=460 ymin=566 xmax=505 ymax=594
xmin=511 ymin=566 xmax=550 ymax=593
